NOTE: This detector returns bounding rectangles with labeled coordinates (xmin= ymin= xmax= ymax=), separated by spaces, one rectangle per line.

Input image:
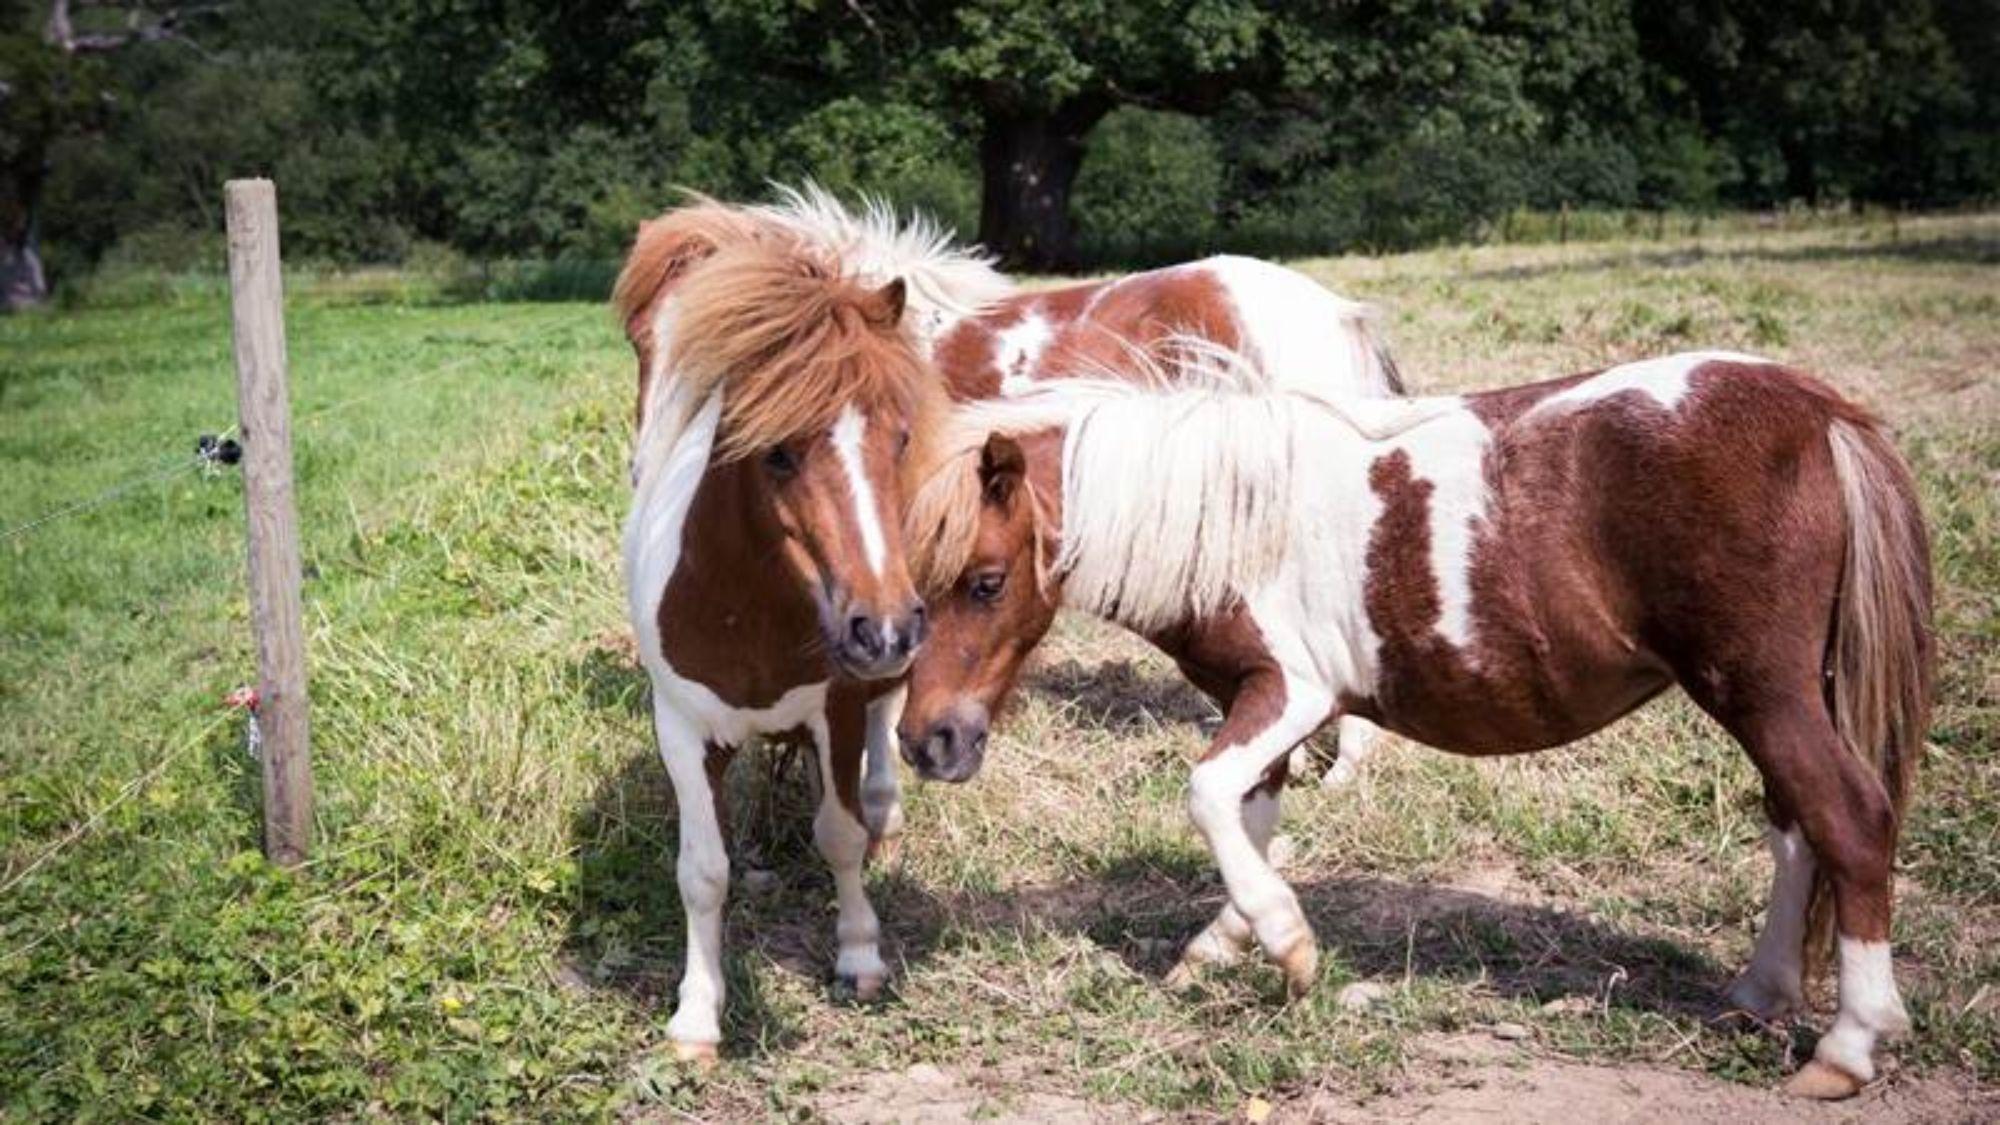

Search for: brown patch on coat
xmin=931 ymin=267 xmax=1242 ymax=401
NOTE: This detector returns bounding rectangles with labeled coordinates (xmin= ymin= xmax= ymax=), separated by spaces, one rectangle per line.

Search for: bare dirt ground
xmin=814 ymin=1043 xmax=1993 ymax=1125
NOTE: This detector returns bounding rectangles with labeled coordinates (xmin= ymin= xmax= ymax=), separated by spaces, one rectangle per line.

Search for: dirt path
xmin=814 ymin=1035 xmax=1993 ymax=1124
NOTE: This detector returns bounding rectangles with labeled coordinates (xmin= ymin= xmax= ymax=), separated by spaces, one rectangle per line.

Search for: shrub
xmin=1073 ymin=108 xmax=1225 ymax=264
xmin=775 ymin=98 xmax=979 ymax=238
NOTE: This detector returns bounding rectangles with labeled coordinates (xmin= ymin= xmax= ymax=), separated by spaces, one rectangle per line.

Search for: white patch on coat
xmin=1528 ymin=350 xmax=1772 ymax=420
xmin=831 ymin=405 xmax=888 ymax=579
xmin=995 ymin=313 xmax=1054 ymax=393
xmin=1380 ymin=406 xmax=1491 ymax=651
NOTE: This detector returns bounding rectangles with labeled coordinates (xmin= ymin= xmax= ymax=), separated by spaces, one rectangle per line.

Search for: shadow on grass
xmin=1022 ymin=657 xmax=1219 ymax=734
xmin=566 ymin=749 xmax=1732 ymax=1063
xmin=563 ymin=652 xmax=1728 ymax=1064
xmin=1463 ymin=233 xmax=2000 ymax=284
xmin=867 ymin=844 xmax=1731 ymax=1026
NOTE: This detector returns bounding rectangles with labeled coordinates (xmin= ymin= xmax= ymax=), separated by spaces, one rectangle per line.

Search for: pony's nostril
xmin=847 ymin=615 xmax=883 ymax=659
xmin=896 ymin=608 xmax=924 ymax=652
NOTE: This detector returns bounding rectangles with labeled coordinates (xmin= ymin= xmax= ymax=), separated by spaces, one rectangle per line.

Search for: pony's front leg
xmin=1164 ymin=766 xmax=1284 ymax=990
xmin=1186 ymin=672 xmax=1331 ymax=998
xmin=812 ymin=706 xmax=890 ymax=999
xmin=860 ymin=684 xmax=906 ymax=858
xmin=653 ymin=696 xmax=730 ymax=1063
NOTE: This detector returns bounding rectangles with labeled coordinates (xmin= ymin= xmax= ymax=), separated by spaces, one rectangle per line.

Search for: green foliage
xmin=1073 ymin=109 xmax=1224 ymax=262
xmin=776 ymin=98 xmax=980 ymax=238
xmin=9 ymin=0 xmax=2000 ymax=284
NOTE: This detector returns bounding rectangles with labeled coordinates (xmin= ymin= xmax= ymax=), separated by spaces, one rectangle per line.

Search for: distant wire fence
xmin=1 ymin=315 xmax=575 ymax=547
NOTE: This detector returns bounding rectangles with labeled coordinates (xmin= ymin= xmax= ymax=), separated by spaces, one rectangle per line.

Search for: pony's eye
xmin=762 ymin=445 xmax=799 ymax=478
xmin=969 ymin=571 xmax=1006 ymax=604
xmin=896 ymin=428 xmax=912 ymax=456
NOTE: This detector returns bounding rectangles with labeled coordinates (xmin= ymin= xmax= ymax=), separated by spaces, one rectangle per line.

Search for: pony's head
xmin=654 ymin=237 xmax=942 ymax=679
xmin=898 ymin=425 xmax=1064 ymax=781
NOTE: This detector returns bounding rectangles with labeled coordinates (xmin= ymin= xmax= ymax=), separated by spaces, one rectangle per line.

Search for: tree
xmin=0 ymin=0 xmax=213 ymax=308
xmin=914 ymin=1 xmax=1329 ymax=269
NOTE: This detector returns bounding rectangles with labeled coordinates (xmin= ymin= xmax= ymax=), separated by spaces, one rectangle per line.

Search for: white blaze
xmin=831 ymin=405 xmax=889 ymax=579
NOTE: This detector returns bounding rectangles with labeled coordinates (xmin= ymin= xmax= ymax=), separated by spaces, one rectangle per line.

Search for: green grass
xmin=2 ymin=215 xmax=1997 ymax=1119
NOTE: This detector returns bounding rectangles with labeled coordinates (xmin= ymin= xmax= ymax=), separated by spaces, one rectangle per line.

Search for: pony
xmin=898 ymin=349 xmax=1932 ymax=1099
xmin=615 ymin=193 xmax=995 ymax=1062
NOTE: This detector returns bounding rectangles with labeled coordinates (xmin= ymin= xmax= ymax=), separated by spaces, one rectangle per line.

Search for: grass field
xmin=2 ymin=215 xmax=1995 ymax=1120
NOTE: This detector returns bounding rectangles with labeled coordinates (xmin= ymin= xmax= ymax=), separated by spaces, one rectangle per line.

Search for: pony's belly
xmin=1363 ymin=652 xmax=1674 ymax=756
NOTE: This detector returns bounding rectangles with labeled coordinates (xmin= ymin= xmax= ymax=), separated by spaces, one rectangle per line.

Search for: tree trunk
xmin=2 ymin=164 xmax=49 ymax=311
xmin=977 ymin=98 xmax=1109 ymax=272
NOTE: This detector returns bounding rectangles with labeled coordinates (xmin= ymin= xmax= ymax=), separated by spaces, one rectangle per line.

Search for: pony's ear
xmin=978 ymin=434 xmax=1025 ymax=505
xmin=859 ymin=277 xmax=907 ymax=328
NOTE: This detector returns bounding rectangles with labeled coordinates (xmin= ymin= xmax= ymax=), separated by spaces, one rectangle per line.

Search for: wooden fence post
xmin=225 ymin=178 xmax=313 ymax=867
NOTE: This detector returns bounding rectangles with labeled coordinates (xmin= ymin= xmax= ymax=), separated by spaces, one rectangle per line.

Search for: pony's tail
xmin=1806 ymin=417 xmax=1934 ymax=974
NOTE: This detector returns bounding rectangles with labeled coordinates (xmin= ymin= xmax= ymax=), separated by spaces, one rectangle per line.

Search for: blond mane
xmin=904 ymin=343 xmax=1459 ymax=624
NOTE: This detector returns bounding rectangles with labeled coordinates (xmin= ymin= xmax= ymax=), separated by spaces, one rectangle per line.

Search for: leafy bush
xmin=1074 ymin=109 xmax=1224 ymax=264
xmin=775 ymin=98 xmax=979 ymax=240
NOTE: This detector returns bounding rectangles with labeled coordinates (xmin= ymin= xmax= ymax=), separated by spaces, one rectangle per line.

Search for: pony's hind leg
xmin=1164 ymin=763 xmax=1285 ymax=990
xmin=1714 ymin=693 xmax=1910 ymax=1097
xmin=1726 ymin=823 xmax=1814 ymax=1022
xmin=1185 ymin=671 xmax=1331 ymax=998
xmin=653 ymin=695 xmax=730 ymax=1063
xmin=1321 ymin=715 xmax=1386 ymax=788
xmin=812 ymin=705 xmax=890 ymax=1000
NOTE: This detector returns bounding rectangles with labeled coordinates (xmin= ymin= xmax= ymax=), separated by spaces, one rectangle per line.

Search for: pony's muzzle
xmin=830 ymin=598 xmax=927 ymax=680
xmin=900 ymin=704 xmax=987 ymax=783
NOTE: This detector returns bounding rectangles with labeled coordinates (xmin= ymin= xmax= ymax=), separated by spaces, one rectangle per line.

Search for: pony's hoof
xmin=1320 ymin=758 xmax=1360 ymax=789
xmin=672 ymin=1039 xmax=719 ymax=1067
xmin=1723 ymin=974 xmax=1801 ymax=1024
xmin=1783 ymin=1060 xmax=1864 ymax=1100
xmin=1277 ymin=938 xmax=1319 ymax=999
xmin=866 ymin=832 xmax=901 ymax=866
xmin=837 ymin=971 xmax=887 ymax=1002
xmin=1163 ymin=959 xmax=1204 ymax=992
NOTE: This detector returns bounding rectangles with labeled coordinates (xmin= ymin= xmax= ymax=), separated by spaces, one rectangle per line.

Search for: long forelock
xmin=666 ymin=239 xmax=941 ymax=461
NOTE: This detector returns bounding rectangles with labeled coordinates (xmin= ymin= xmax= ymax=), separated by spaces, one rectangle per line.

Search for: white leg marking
xmin=655 ymin=695 xmax=728 ymax=1050
xmin=830 ymin=405 xmax=888 ymax=580
xmin=811 ymin=713 xmax=888 ymax=993
xmin=1727 ymin=827 xmax=1814 ymax=1020
xmin=1815 ymin=936 xmax=1910 ymax=1082
xmin=861 ymin=686 xmax=906 ymax=842
xmin=1187 ymin=682 xmax=1330 ymax=988
xmin=1321 ymin=715 xmax=1385 ymax=789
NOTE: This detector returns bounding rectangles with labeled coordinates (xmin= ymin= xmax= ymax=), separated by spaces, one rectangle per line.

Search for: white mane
xmin=752 ymin=182 xmax=1015 ymax=345
xmin=955 ymin=345 xmax=1456 ymax=634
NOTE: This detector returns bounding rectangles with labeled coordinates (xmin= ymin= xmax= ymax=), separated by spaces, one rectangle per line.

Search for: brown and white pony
xmin=900 ymin=350 xmax=1932 ymax=1099
xmin=616 ymin=195 xmax=988 ymax=1061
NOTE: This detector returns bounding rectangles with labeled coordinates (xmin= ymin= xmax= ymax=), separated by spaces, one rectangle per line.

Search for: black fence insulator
xmin=197 ymin=434 xmax=243 ymax=466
